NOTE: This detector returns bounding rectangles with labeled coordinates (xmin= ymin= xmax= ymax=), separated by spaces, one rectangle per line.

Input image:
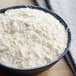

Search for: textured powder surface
xmin=0 ymin=8 xmax=68 ymax=68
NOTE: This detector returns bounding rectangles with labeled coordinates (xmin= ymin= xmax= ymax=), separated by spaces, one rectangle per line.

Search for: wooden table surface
xmin=0 ymin=0 xmax=73 ymax=76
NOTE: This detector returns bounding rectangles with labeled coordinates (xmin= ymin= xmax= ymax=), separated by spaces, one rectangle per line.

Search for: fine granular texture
xmin=0 ymin=8 xmax=68 ymax=68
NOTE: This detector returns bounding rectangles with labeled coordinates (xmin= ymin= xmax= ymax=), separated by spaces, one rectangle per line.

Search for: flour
xmin=0 ymin=8 xmax=68 ymax=68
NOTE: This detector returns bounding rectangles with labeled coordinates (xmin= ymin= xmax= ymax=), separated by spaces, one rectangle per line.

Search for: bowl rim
xmin=0 ymin=5 xmax=71 ymax=71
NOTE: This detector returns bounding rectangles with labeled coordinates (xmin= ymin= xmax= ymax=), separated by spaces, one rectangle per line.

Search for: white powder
xmin=0 ymin=8 xmax=68 ymax=68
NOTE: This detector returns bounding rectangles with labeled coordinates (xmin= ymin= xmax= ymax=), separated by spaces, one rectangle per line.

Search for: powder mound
xmin=0 ymin=8 xmax=68 ymax=68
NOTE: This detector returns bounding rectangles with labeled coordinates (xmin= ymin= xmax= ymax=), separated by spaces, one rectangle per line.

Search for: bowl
xmin=0 ymin=5 xmax=71 ymax=76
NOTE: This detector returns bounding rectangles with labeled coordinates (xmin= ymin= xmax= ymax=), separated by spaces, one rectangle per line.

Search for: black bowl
xmin=0 ymin=5 xmax=71 ymax=76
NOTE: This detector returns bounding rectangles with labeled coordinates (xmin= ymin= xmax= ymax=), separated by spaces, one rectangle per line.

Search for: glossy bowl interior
xmin=0 ymin=5 xmax=71 ymax=76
